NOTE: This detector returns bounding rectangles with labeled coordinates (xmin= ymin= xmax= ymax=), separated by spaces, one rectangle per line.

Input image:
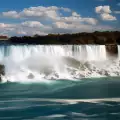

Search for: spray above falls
xmin=0 ymin=45 xmax=119 ymax=83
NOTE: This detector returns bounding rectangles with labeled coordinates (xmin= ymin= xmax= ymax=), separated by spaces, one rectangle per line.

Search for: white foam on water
xmin=0 ymin=98 xmax=120 ymax=103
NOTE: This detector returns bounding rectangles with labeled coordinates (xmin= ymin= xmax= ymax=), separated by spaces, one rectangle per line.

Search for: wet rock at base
xmin=28 ymin=73 xmax=34 ymax=79
xmin=98 ymin=70 xmax=110 ymax=76
xmin=0 ymin=64 xmax=5 ymax=82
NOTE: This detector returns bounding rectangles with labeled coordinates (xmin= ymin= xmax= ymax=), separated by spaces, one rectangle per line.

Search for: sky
xmin=0 ymin=0 xmax=120 ymax=36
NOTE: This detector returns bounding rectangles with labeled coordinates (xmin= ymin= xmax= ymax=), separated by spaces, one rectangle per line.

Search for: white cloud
xmin=2 ymin=11 xmax=20 ymax=18
xmin=60 ymin=7 xmax=71 ymax=12
xmin=52 ymin=21 xmax=113 ymax=34
xmin=100 ymin=13 xmax=116 ymax=21
xmin=0 ymin=23 xmax=10 ymax=28
xmin=2 ymin=6 xmax=71 ymax=21
xmin=0 ymin=6 xmax=116 ymax=36
xmin=2 ymin=6 xmax=97 ymax=25
xmin=82 ymin=18 xmax=98 ymax=25
xmin=0 ymin=23 xmax=16 ymax=36
xmin=20 ymin=21 xmax=52 ymax=35
xmin=72 ymin=12 xmax=80 ymax=17
xmin=95 ymin=5 xmax=117 ymax=21
xmin=21 ymin=6 xmax=59 ymax=21
xmin=53 ymin=22 xmax=72 ymax=29
xmin=0 ymin=23 xmax=15 ymax=29
xmin=57 ymin=11 xmax=97 ymax=25
xmin=0 ymin=21 xmax=114 ymax=36
xmin=16 ymin=29 xmax=47 ymax=36
xmin=95 ymin=6 xmax=111 ymax=14
xmin=22 ymin=21 xmax=44 ymax=28
xmin=17 ymin=31 xmax=27 ymax=35
xmin=58 ymin=16 xmax=94 ymax=25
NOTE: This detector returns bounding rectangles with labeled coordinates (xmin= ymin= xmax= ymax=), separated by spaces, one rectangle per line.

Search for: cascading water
xmin=118 ymin=45 xmax=120 ymax=58
xmin=0 ymin=45 xmax=120 ymax=83
xmin=0 ymin=45 xmax=107 ymax=62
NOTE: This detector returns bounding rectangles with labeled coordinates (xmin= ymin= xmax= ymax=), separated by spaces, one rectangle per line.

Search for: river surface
xmin=0 ymin=77 xmax=120 ymax=120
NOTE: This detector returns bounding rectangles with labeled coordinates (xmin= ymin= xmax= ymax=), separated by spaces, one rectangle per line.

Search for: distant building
xmin=0 ymin=36 xmax=8 ymax=40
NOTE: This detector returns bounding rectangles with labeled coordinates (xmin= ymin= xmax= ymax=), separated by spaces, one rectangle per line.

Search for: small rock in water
xmin=79 ymin=74 xmax=85 ymax=78
xmin=98 ymin=70 xmax=110 ymax=76
xmin=54 ymin=73 xmax=59 ymax=78
xmin=115 ymin=72 xmax=120 ymax=76
xmin=28 ymin=73 xmax=34 ymax=79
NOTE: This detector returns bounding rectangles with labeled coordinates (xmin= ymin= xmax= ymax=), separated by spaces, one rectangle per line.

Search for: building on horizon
xmin=0 ymin=35 xmax=8 ymax=40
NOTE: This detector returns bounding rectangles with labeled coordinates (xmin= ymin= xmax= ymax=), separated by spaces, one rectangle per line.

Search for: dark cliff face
xmin=0 ymin=65 xmax=5 ymax=82
xmin=8 ymin=31 xmax=120 ymax=45
xmin=106 ymin=45 xmax=118 ymax=57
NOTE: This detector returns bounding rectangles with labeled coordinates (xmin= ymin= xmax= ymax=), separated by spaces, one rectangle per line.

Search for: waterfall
xmin=0 ymin=45 xmax=111 ymax=83
xmin=86 ymin=45 xmax=106 ymax=61
xmin=118 ymin=45 xmax=120 ymax=58
xmin=0 ymin=45 xmax=107 ymax=62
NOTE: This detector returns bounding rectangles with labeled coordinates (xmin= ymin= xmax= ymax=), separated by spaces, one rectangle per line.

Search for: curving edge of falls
xmin=0 ymin=45 xmax=120 ymax=83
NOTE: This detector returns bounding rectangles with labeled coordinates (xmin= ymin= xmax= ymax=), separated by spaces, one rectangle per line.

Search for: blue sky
xmin=0 ymin=0 xmax=120 ymax=36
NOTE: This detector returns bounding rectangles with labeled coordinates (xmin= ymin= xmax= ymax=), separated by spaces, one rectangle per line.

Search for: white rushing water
xmin=118 ymin=46 xmax=120 ymax=58
xmin=0 ymin=45 xmax=119 ymax=83
xmin=0 ymin=45 xmax=107 ymax=62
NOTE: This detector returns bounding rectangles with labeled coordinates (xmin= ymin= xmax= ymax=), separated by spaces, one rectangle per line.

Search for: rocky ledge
xmin=106 ymin=44 xmax=118 ymax=57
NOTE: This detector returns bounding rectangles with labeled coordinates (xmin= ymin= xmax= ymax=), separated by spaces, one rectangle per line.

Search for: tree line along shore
xmin=4 ymin=31 xmax=120 ymax=45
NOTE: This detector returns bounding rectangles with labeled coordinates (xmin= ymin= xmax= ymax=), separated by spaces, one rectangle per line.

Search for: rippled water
xmin=0 ymin=77 xmax=120 ymax=120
